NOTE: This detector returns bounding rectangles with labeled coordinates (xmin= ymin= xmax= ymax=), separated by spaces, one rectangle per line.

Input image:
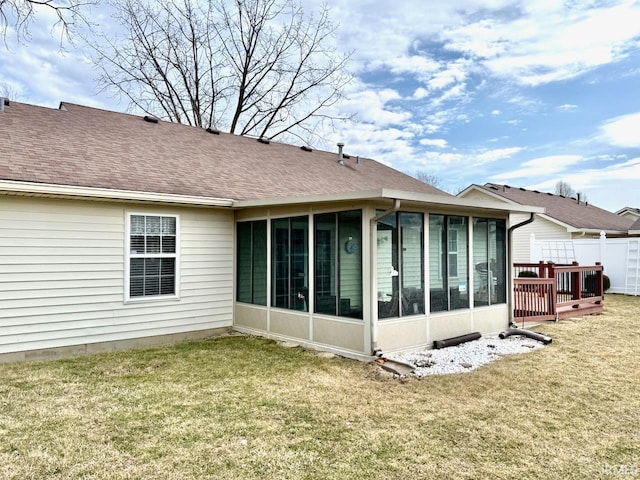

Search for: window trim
xmin=124 ymin=212 xmax=181 ymax=303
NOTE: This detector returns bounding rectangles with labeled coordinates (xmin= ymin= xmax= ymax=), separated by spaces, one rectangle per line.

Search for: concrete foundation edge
xmin=0 ymin=327 xmax=232 ymax=363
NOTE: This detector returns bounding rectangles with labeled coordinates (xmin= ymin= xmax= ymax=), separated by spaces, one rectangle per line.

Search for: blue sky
xmin=2 ymin=0 xmax=640 ymax=211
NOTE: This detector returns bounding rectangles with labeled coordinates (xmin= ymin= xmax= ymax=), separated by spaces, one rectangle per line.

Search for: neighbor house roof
xmin=616 ymin=207 xmax=640 ymax=218
xmin=461 ymin=183 xmax=635 ymax=233
xmin=0 ymin=101 xmax=449 ymax=204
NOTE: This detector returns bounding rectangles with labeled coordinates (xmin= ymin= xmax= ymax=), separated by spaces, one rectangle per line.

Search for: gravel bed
xmin=391 ymin=335 xmax=546 ymax=377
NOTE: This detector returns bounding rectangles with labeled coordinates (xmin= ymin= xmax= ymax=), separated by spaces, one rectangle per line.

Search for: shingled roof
xmin=616 ymin=207 xmax=640 ymax=217
xmin=473 ymin=183 xmax=634 ymax=232
xmin=0 ymin=101 xmax=449 ymax=202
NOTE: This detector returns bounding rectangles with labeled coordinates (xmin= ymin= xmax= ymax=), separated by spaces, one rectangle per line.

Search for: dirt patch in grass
xmin=1 ymin=295 xmax=639 ymax=479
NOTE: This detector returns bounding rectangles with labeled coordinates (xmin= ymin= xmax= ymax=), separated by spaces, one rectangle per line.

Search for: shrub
xmin=518 ymin=270 xmax=538 ymax=278
xmin=584 ymin=273 xmax=611 ymax=293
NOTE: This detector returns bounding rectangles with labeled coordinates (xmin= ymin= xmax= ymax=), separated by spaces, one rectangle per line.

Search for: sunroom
xmin=233 ymin=190 xmax=540 ymax=359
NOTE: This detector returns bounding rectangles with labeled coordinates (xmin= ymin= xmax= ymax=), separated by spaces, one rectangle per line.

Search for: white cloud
xmin=338 ymin=85 xmax=411 ymax=127
xmin=491 ymin=109 xmax=501 ymax=115
xmin=558 ymin=104 xmax=578 ymax=111
xmin=369 ymin=55 xmax=440 ymax=80
xmin=430 ymin=83 xmax=467 ymax=107
xmin=321 ymin=121 xmax=416 ymax=162
xmin=524 ymin=158 xmax=640 ymax=206
xmin=427 ymin=59 xmax=470 ymax=90
xmin=411 ymin=151 xmax=465 ymax=169
xmin=598 ymin=112 xmax=640 ymax=148
xmin=475 ymin=146 xmax=525 ymax=164
xmin=491 ymin=154 xmax=583 ymax=180
xmin=413 ymin=87 xmax=429 ymax=99
xmin=419 ymin=138 xmax=448 ymax=148
xmin=440 ymin=1 xmax=640 ymax=86
xmin=0 ymin=12 xmax=114 ymax=109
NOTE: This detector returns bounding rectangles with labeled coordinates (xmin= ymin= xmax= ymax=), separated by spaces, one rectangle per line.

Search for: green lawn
xmin=1 ymin=295 xmax=639 ymax=479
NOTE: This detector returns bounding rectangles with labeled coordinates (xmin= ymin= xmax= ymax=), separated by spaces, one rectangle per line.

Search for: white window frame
xmin=125 ymin=212 xmax=181 ymax=303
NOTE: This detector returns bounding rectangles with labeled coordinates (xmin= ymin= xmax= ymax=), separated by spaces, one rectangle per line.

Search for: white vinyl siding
xmin=0 ymin=196 xmax=234 ymax=354
xmin=460 ymin=190 xmax=498 ymax=202
xmin=619 ymin=212 xmax=639 ymax=221
xmin=510 ymin=213 xmax=569 ymax=263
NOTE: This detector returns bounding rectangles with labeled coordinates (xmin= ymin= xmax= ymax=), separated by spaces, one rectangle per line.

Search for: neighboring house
xmin=617 ymin=207 xmax=640 ymax=236
xmin=616 ymin=207 xmax=640 ymax=222
xmin=458 ymin=183 xmax=637 ymax=263
xmin=0 ymin=100 xmax=540 ymax=362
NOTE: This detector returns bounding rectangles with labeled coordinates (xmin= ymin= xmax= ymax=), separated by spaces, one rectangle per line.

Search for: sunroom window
xmin=429 ymin=215 xmax=469 ymax=312
xmin=272 ymin=216 xmax=309 ymax=311
xmin=376 ymin=211 xmax=424 ymax=318
xmin=237 ymin=220 xmax=267 ymax=305
xmin=473 ymin=218 xmax=506 ymax=306
xmin=127 ymin=214 xmax=178 ymax=299
xmin=314 ymin=210 xmax=363 ymax=319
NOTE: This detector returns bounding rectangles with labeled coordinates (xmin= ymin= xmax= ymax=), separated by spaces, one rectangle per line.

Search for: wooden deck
xmin=513 ymin=262 xmax=604 ymax=324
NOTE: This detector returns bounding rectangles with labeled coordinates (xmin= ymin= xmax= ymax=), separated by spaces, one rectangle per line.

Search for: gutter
xmin=369 ymin=199 xmax=401 ymax=355
xmin=507 ymin=213 xmax=535 ymax=323
xmin=0 ymin=180 xmax=234 ymax=207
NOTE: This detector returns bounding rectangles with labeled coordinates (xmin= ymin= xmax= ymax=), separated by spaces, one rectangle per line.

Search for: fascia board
xmin=0 ymin=180 xmax=234 ymax=207
xmin=234 ymin=188 xmax=544 ymax=214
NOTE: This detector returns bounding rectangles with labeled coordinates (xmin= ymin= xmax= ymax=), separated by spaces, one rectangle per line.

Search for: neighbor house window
xmin=376 ymin=212 xmax=424 ymax=318
xmin=127 ymin=214 xmax=178 ymax=299
xmin=237 ymin=220 xmax=267 ymax=305
xmin=448 ymin=229 xmax=458 ymax=277
xmin=473 ymin=218 xmax=506 ymax=306
xmin=272 ymin=216 xmax=309 ymax=311
xmin=314 ymin=210 xmax=362 ymax=319
xmin=429 ymin=215 xmax=469 ymax=312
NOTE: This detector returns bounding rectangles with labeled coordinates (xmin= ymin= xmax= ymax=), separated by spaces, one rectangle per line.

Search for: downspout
xmin=507 ymin=213 xmax=535 ymax=323
xmin=370 ymin=199 xmax=401 ymax=355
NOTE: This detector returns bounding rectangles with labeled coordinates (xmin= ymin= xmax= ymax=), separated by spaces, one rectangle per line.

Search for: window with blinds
xmin=127 ymin=214 xmax=178 ymax=299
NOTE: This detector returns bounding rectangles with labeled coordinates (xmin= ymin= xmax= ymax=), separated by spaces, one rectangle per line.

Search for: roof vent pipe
xmin=337 ymin=142 xmax=345 ymax=165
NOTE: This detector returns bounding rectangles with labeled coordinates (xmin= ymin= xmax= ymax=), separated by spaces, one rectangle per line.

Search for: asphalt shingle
xmin=0 ymin=101 xmax=449 ymax=201
xmin=479 ymin=183 xmax=634 ymax=232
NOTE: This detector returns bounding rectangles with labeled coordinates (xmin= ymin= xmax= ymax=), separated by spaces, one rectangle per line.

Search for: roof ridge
xmin=57 ymin=101 xmax=376 ymax=162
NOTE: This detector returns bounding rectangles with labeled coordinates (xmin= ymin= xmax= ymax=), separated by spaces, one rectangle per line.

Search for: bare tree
xmin=90 ymin=0 xmax=352 ymax=141
xmin=413 ymin=171 xmax=442 ymax=189
xmin=554 ymin=180 xmax=587 ymax=202
xmin=1 ymin=0 xmax=93 ymax=44
xmin=0 ymin=82 xmax=23 ymax=101
xmin=554 ymin=180 xmax=575 ymax=197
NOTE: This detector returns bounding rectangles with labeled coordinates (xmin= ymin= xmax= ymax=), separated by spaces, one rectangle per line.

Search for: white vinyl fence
xmin=530 ymin=233 xmax=640 ymax=296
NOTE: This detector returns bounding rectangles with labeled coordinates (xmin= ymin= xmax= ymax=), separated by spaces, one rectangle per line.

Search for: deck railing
xmin=513 ymin=261 xmax=604 ymax=322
